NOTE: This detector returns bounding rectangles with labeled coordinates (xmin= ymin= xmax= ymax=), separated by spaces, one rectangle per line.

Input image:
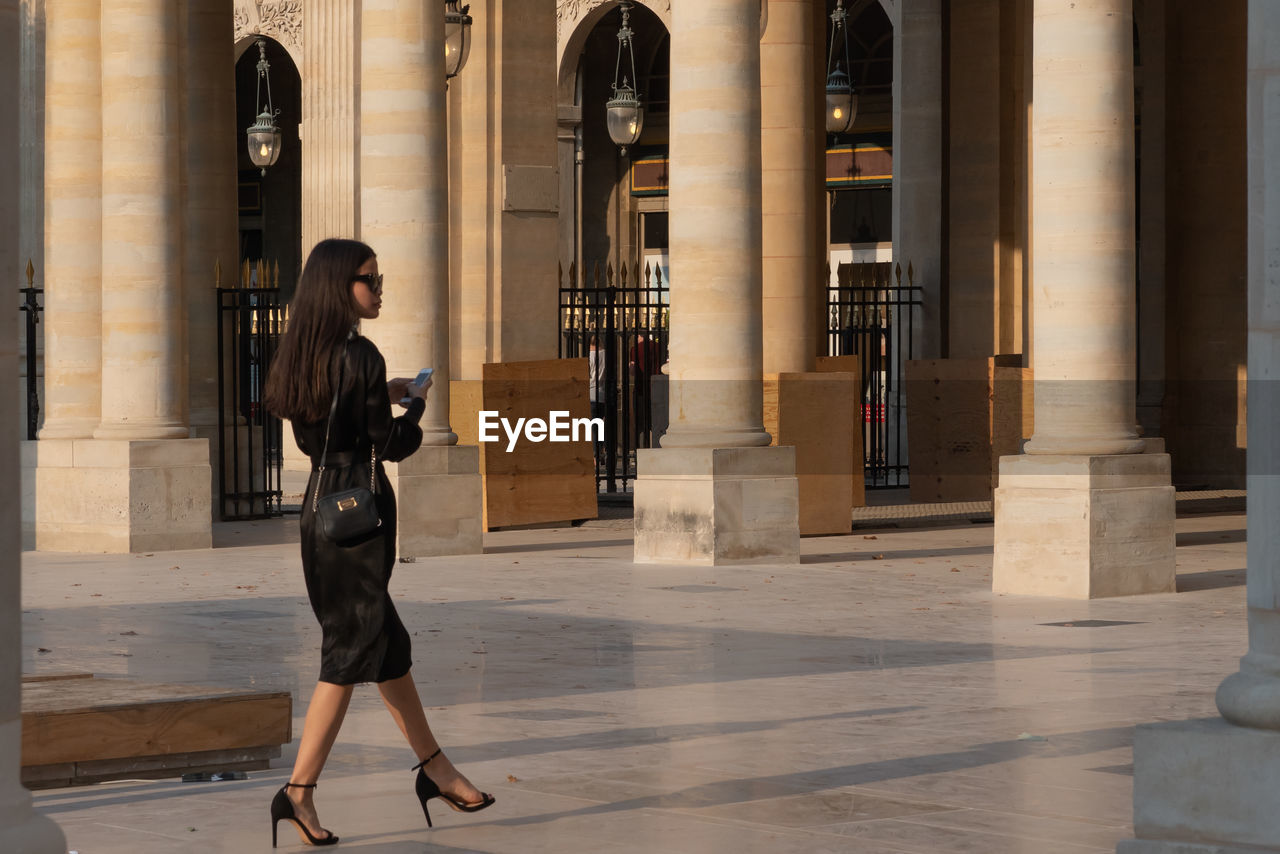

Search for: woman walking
xmin=262 ymin=239 xmax=494 ymax=847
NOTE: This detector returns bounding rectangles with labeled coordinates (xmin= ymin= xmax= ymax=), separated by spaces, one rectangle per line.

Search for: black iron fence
xmin=216 ymin=263 xmax=286 ymax=520
xmin=559 ymin=261 xmax=669 ymax=493
xmin=19 ymin=260 xmax=41 ymax=441
xmin=827 ymin=261 xmax=922 ymax=488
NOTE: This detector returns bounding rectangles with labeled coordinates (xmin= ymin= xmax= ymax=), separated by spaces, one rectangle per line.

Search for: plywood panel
xmin=815 ymin=355 xmax=866 ymax=508
xmin=906 ymin=359 xmax=994 ymax=502
xmin=908 ymin=358 xmax=1033 ymax=499
xmin=21 ymin=677 xmax=291 ymax=767
xmin=481 ymin=359 xmax=598 ymax=529
xmin=992 ymin=364 xmax=1033 ymax=484
xmin=766 ymin=372 xmax=858 ymax=535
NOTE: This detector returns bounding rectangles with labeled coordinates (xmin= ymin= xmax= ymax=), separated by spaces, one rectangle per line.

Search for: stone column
xmin=633 ymin=0 xmax=799 ymax=565
xmin=760 ymin=0 xmax=818 ymax=374
xmin=946 ymin=0 xmax=1000 ymax=359
xmin=1120 ymin=11 xmax=1280 ymax=851
xmin=37 ymin=0 xmax=100 ymax=440
xmin=183 ymin=0 xmax=238 ymax=435
xmin=30 ymin=0 xmax=211 ymax=553
xmin=1022 ymin=0 xmax=1142 ymax=457
xmin=24 ymin=0 xmax=102 ymax=548
xmin=360 ymin=0 xmax=452 ymax=443
xmin=450 ymin=0 xmax=559 ymax=379
xmin=95 ymin=0 xmax=187 ymax=440
xmin=991 ymin=0 xmax=1174 ymax=598
xmin=360 ymin=0 xmax=480 ymax=557
xmin=891 ymin=0 xmax=944 ymax=360
xmin=0 ymin=0 xmax=66 ymax=847
xmin=1216 ymin=5 xmax=1279 ymax=736
xmin=660 ymin=0 xmax=769 ymax=452
xmin=19 ymin=0 xmax=44 ymax=440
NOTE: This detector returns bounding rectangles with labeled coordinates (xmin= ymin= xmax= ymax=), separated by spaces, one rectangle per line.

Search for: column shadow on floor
xmin=1176 ymin=567 xmax=1247 ymax=592
xmin=473 ymin=723 xmax=1135 ymax=828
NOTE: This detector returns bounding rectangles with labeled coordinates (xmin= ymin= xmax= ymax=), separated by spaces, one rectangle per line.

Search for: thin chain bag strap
xmin=312 ymin=343 xmax=347 ymax=513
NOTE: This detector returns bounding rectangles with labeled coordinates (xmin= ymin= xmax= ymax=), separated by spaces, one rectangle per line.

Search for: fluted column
xmin=0 ymin=0 xmax=67 ymax=842
xmin=660 ymin=0 xmax=770 ymax=449
xmin=1216 ymin=0 xmax=1280 ymax=732
xmin=1121 ymin=13 xmax=1280 ymax=849
xmin=634 ymin=0 xmax=798 ymax=566
xmin=93 ymin=0 xmax=187 ymax=440
xmin=1022 ymin=0 xmax=1144 ymax=456
xmin=360 ymin=0 xmax=454 ymax=445
xmin=183 ymin=0 xmax=238 ymax=432
xmin=38 ymin=0 xmax=101 ymax=439
xmin=301 ymin=0 xmax=356 ymax=252
xmin=992 ymin=0 xmax=1172 ymax=599
xmin=760 ymin=0 xmax=818 ymax=374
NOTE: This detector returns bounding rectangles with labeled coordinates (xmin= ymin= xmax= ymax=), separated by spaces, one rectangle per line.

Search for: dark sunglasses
xmin=352 ymin=273 xmax=383 ymax=294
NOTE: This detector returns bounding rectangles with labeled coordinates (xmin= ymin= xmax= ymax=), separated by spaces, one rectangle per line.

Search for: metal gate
xmin=559 ymin=261 xmax=669 ymax=493
xmin=19 ymin=261 xmax=42 ymax=440
xmin=216 ymin=268 xmax=286 ymax=520
xmin=827 ymin=261 xmax=921 ymax=488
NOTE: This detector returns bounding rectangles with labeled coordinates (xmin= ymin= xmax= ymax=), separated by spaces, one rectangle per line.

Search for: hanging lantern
xmin=246 ymin=39 xmax=282 ymax=175
xmin=445 ymin=0 xmax=473 ymax=80
xmin=825 ymin=0 xmax=858 ymax=135
xmin=606 ymin=1 xmax=644 ymax=155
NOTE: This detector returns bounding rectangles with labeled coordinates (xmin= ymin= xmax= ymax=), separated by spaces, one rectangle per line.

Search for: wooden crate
xmin=21 ymin=673 xmax=291 ymax=788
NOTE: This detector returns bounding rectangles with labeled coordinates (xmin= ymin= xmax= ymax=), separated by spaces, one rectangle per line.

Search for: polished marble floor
xmin=21 ymin=510 xmax=1248 ymax=853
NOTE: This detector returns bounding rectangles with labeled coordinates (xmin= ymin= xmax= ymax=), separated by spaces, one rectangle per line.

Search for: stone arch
xmin=233 ymin=0 xmax=302 ymax=69
xmin=558 ymin=1 xmax=671 ymax=107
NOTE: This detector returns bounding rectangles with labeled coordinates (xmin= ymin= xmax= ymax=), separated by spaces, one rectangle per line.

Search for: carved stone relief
xmin=234 ymin=0 xmax=302 ymax=61
xmin=556 ymin=0 xmax=671 ymax=44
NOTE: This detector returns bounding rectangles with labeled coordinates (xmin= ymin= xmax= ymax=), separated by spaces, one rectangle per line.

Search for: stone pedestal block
xmin=634 ymin=447 xmax=800 ymax=566
xmin=23 ymin=439 xmax=212 ymax=553
xmin=993 ymin=453 xmax=1175 ymax=598
xmin=1117 ymin=718 xmax=1280 ymax=854
xmin=384 ymin=445 xmax=482 ymax=558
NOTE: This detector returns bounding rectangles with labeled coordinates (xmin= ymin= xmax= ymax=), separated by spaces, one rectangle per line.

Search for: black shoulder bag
xmin=313 ymin=346 xmax=382 ymax=542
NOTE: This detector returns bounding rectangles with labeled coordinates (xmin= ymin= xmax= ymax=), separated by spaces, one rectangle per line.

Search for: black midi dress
xmin=292 ymin=334 xmax=426 ymax=685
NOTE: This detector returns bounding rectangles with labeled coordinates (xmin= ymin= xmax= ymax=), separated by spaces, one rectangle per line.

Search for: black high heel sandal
xmin=411 ymin=748 xmax=496 ymax=828
xmin=270 ymin=782 xmax=339 ymax=848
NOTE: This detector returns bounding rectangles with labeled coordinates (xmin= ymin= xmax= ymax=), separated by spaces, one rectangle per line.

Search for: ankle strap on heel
xmin=285 ymin=782 xmax=318 ymax=789
xmin=411 ymin=748 xmax=442 ymax=772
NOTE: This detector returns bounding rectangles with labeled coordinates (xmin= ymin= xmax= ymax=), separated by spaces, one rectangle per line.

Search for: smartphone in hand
xmin=401 ymin=368 xmax=434 ymax=406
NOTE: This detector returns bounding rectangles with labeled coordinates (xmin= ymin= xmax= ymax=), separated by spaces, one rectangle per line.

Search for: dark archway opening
xmin=234 ymin=38 xmax=301 ymax=300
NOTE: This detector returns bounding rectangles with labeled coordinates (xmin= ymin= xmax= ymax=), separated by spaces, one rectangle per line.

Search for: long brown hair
xmin=263 ymin=239 xmax=375 ymax=423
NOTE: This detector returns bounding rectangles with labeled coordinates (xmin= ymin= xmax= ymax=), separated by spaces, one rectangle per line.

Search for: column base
xmin=0 ymin=720 xmax=64 ymax=850
xmin=633 ymin=446 xmax=799 ymax=565
xmin=384 ymin=445 xmax=482 ymax=558
xmin=22 ymin=439 xmax=212 ymax=553
xmin=1118 ymin=718 xmax=1280 ymax=854
xmin=0 ymin=809 xmax=65 ymax=854
xmin=993 ymin=453 xmax=1175 ymax=598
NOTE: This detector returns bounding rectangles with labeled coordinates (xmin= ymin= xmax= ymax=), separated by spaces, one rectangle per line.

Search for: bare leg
xmin=377 ymin=670 xmax=485 ymax=804
xmin=285 ymin=680 xmax=354 ymax=839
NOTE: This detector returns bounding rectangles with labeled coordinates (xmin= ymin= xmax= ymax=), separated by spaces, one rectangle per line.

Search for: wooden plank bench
xmin=21 ymin=673 xmax=292 ymax=789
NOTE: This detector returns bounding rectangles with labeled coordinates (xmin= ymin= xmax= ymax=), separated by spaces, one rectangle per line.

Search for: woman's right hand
xmin=408 ymin=375 xmax=433 ymax=401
